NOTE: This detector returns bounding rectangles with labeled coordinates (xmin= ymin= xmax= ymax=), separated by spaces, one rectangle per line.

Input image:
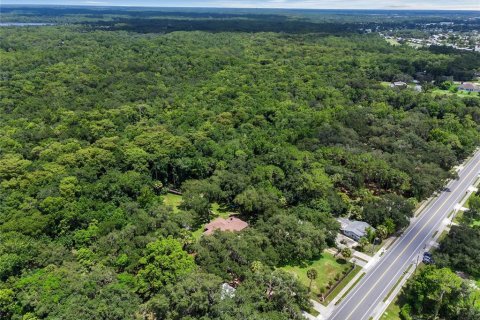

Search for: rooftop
xmin=390 ymin=81 xmax=407 ymax=88
xmin=204 ymin=216 xmax=248 ymax=235
xmin=458 ymin=82 xmax=479 ymax=90
xmin=337 ymin=218 xmax=373 ymax=237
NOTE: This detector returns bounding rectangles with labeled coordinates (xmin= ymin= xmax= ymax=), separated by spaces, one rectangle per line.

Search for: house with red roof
xmin=204 ymin=216 xmax=248 ymax=235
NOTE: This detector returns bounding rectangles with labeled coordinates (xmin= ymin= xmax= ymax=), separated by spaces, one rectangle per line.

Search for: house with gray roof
xmin=458 ymin=82 xmax=480 ymax=93
xmin=390 ymin=81 xmax=407 ymax=89
xmin=337 ymin=218 xmax=374 ymax=241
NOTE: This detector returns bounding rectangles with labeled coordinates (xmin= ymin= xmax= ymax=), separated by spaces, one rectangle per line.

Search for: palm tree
xmin=307 ymin=268 xmax=318 ymax=293
xmin=359 ymin=237 xmax=369 ymax=252
xmin=376 ymin=225 xmax=388 ymax=240
xmin=341 ymin=247 xmax=352 ymax=260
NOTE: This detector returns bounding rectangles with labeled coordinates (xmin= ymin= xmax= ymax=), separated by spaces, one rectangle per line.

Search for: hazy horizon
xmin=2 ymin=1 xmax=480 ymax=11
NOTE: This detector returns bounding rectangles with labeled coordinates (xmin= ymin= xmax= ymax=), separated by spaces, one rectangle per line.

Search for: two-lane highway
xmin=328 ymin=149 xmax=480 ymax=320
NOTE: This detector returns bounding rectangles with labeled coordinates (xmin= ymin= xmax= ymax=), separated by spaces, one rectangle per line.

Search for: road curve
xmin=328 ymin=149 xmax=480 ymax=320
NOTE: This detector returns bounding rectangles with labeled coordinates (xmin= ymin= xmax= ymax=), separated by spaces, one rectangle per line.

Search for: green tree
xmin=0 ymin=154 xmax=31 ymax=180
xmin=180 ymin=179 xmax=221 ymax=224
xmin=0 ymin=288 xmax=15 ymax=319
xmin=259 ymin=214 xmax=326 ymax=263
xmin=195 ymin=230 xmax=279 ymax=280
xmin=307 ymin=268 xmax=318 ymax=293
xmin=403 ymin=266 xmax=465 ymax=319
xmin=250 ymin=260 xmax=264 ymax=273
xmin=365 ymin=226 xmax=376 ymax=243
xmin=136 ymin=237 xmax=195 ymax=298
xmin=363 ymin=194 xmax=414 ymax=231
xmin=376 ymin=225 xmax=389 ymax=240
xmin=145 ymin=271 xmax=223 ymax=320
xmin=358 ymin=237 xmax=369 ymax=252
xmin=467 ymin=194 xmax=480 ymax=211
xmin=225 ymin=269 xmax=310 ymax=320
xmin=385 ymin=218 xmax=396 ymax=235
xmin=341 ymin=247 xmax=352 ymax=259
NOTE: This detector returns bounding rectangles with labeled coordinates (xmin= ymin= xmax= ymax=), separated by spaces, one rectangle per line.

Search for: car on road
xmin=422 ymin=254 xmax=435 ymax=264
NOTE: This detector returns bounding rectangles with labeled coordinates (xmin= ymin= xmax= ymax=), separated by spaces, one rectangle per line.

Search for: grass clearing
xmin=380 ymin=81 xmax=391 ymax=87
xmin=406 ymin=42 xmax=423 ymax=48
xmin=325 ymin=266 xmax=361 ymax=305
xmin=381 ymin=298 xmax=401 ymax=320
xmin=453 ymin=210 xmax=463 ymax=224
xmin=163 ymin=193 xmax=228 ymax=216
xmin=385 ymin=38 xmax=400 ymax=46
xmin=162 ymin=193 xmax=183 ymax=213
xmin=437 ymin=229 xmax=449 ymax=243
xmin=431 ymin=88 xmax=477 ymax=97
xmin=282 ymin=252 xmax=353 ymax=303
xmin=306 ymin=307 xmax=320 ymax=317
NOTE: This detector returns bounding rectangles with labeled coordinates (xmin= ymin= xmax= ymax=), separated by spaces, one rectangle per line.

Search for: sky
xmin=2 ymin=0 xmax=479 ymax=10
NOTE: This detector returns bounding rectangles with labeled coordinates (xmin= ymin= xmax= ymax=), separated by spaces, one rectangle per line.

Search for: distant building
xmin=338 ymin=218 xmax=374 ymax=241
xmin=204 ymin=216 xmax=248 ymax=235
xmin=390 ymin=81 xmax=407 ymax=88
xmin=458 ymin=82 xmax=480 ymax=93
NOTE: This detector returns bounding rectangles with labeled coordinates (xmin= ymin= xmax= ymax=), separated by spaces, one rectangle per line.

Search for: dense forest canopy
xmin=0 ymin=7 xmax=480 ymax=320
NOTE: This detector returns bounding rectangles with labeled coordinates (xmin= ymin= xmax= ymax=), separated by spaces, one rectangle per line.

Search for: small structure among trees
xmin=390 ymin=81 xmax=408 ymax=88
xmin=458 ymin=82 xmax=480 ymax=92
xmin=337 ymin=218 xmax=374 ymax=241
xmin=204 ymin=216 xmax=248 ymax=235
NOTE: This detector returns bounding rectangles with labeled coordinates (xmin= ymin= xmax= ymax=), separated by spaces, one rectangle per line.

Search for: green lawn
xmin=211 ymin=202 xmax=230 ymax=218
xmin=162 ymin=193 xmax=183 ymax=213
xmin=406 ymin=42 xmax=423 ymax=49
xmin=326 ymin=267 xmax=362 ymax=305
xmin=453 ymin=210 xmax=463 ymax=224
xmin=282 ymin=253 xmax=353 ymax=302
xmin=381 ymin=299 xmax=401 ymax=320
xmin=436 ymin=229 xmax=449 ymax=243
xmin=385 ymin=38 xmax=400 ymax=46
xmin=431 ymin=88 xmax=478 ymax=97
xmin=163 ymin=192 xmax=228 ymax=217
xmin=380 ymin=81 xmax=391 ymax=87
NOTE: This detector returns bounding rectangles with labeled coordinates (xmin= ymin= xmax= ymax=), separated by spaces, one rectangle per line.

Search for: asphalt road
xmin=328 ymin=149 xmax=480 ymax=320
